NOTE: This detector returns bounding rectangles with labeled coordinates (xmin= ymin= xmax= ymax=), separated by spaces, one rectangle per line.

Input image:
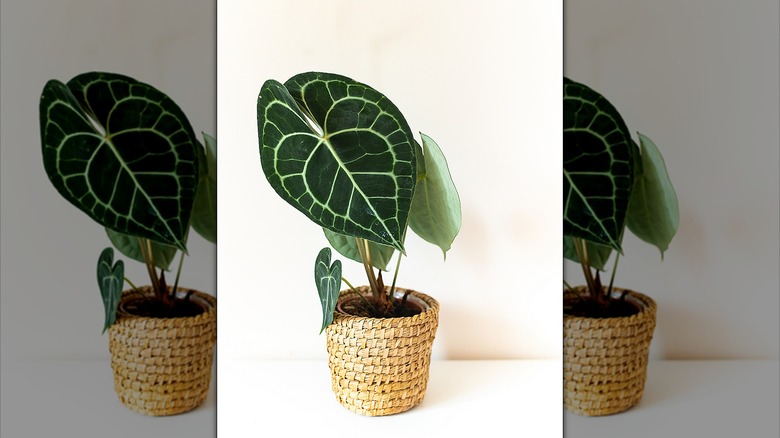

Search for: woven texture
xmin=564 ymin=286 xmax=656 ymax=416
xmin=108 ymin=287 xmax=217 ymax=416
xmin=325 ymin=287 xmax=439 ymax=416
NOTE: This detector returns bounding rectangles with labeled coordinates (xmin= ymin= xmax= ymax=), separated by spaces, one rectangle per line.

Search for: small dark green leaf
xmin=408 ymin=133 xmax=462 ymax=258
xmin=626 ymin=133 xmax=679 ymax=257
xmin=563 ymin=236 xmax=613 ymax=271
xmin=105 ymin=228 xmax=177 ymax=270
xmin=258 ymin=72 xmax=416 ymax=252
xmin=323 ymin=228 xmax=395 ymax=271
xmin=563 ymin=77 xmax=634 ymax=252
xmin=191 ymin=133 xmax=217 ymax=244
xmin=314 ymin=247 xmax=342 ymax=333
xmin=97 ymin=247 xmax=124 ymax=333
xmin=40 ymin=72 xmax=199 ymax=250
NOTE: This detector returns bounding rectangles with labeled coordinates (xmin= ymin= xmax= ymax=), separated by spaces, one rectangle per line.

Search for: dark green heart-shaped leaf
xmin=97 ymin=247 xmax=124 ymax=333
xmin=258 ymin=72 xmax=416 ymax=252
xmin=105 ymin=228 xmax=177 ymax=271
xmin=191 ymin=133 xmax=217 ymax=244
xmin=323 ymin=228 xmax=395 ymax=271
xmin=409 ymin=133 xmax=462 ymax=258
xmin=314 ymin=247 xmax=342 ymax=333
xmin=626 ymin=133 xmax=679 ymax=257
xmin=563 ymin=78 xmax=634 ymax=252
xmin=563 ymin=236 xmax=613 ymax=271
xmin=40 ymin=72 xmax=199 ymax=250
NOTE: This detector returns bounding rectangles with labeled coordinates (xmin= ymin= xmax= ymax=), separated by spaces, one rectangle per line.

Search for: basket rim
xmin=563 ymin=285 xmax=656 ymax=323
xmin=334 ymin=285 xmax=439 ymax=323
xmin=116 ymin=285 xmax=216 ymax=321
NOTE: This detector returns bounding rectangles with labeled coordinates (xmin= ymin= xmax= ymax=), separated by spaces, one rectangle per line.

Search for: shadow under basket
xmin=564 ymin=286 xmax=656 ymax=416
xmin=325 ymin=286 xmax=439 ymax=416
xmin=108 ymin=287 xmax=217 ymax=416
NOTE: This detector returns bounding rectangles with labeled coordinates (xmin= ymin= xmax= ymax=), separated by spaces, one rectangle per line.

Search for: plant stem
xmin=124 ymin=277 xmax=141 ymax=293
xmin=171 ymin=248 xmax=186 ymax=301
xmin=342 ymin=276 xmax=377 ymax=315
xmin=606 ymin=251 xmax=621 ymax=301
xmin=138 ymin=237 xmax=161 ymax=297
xmin=389 ymin=249 xmax=403 ymax=299
xmin=563 ymin=279 xmax=574 ymax=291
xmin=573 ymin=238 xmax=597 ymax=298
xmin=355 ymin=237 xmax=380 ymax=300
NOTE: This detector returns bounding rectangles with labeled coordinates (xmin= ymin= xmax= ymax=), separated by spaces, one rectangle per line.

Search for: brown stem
xmin=355 ymin=238 xmax=381 ymax=300
xmin=573 ymin=238 xmax=597 ymax=299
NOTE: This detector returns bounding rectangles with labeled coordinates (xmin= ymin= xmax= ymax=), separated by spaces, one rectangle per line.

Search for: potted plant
xmin=257 ymin=71 xmax=461 ymax=416
xmin=39 ymin=71 xmax=217 ymax=416
xmin=563 ymin=77 xmax=679 ymax=416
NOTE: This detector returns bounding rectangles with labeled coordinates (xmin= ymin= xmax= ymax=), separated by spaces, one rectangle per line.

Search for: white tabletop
xmin=564 ymin=360 xmax=780 ymax=437
xmin=3 ymin=359 xmax=776 ymax=437
xmin=1 ymin=359 xmax=216 ymax=437
xmin=218 ymin=359 xmax=562 ymax=437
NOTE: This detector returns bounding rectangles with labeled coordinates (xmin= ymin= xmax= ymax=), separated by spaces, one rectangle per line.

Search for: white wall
xmin=0 ymin=0 xmax=216 ymax=361
xmin=218 ymin=0 xmax=563 ymax=360
xmin=564 ymin=0 xmax=779 ymax=359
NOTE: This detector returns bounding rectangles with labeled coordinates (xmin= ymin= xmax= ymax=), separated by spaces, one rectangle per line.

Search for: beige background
xmin=217 ymin=0 xmax=563 ymax=361
xmin=0 ymin=0 xmax=216 ymax=361
xmin=564 ymin=0 xmax=779 ymax=359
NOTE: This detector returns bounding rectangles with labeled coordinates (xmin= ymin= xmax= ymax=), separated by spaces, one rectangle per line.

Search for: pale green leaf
xmin=323 ymin=228 xmax=395 ymax=271
xmin=105 ymin=228 xmax=177 ymax=271
xmin=563 ymin=236 xmax=613 ymax=271
xmin=191 ymin=133 xmax=217 ymax=244
xmin=408 ymin=133 xmax=462 ymax=258
xmin=626 ymin=133 xmax=679 ymax=257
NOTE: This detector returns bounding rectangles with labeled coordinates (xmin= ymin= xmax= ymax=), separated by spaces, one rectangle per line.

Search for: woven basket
xmin=325 ymin=286 xmax=439 ymax=416
xmin=108 ymin=287 xmax=217 ymax=416
xmin=564 ymin=286 xmax=656 ymax=416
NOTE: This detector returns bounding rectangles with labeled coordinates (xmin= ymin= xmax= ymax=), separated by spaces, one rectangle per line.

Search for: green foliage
xmin=323 ymin=229 xmax=395 ymax=271
xmin=563 ymin=78 xmax=633 ymax=253
xmin=40 ymin=71 xmax=216 ymax=330
xmin=625 ymin=134 xmax=679 ymax=257
xmin=191 ymin=133 xmax=217 ymax=244
xmin=97 ymin=248 xmax=124 ymax=333
xmin=314 ymin=248 xmax=342 ymax=333
xmin=563 ymin=77 xmax=679 ymax=297
xmin=258 ymin=72 xmax=461 ymax=329
xmin=105 ymin=228 xmax=177 ymax=271
xmin=409 ymin=134 xmax=462 ymax=258
xmin=258 ymin=72 xmax=415 ymax=252
xmin=40 ymin=72 xmax=199 ymax=251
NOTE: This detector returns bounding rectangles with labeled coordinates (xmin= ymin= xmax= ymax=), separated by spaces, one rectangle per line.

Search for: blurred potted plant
xmin=257 ymin=71 xmax=461 ymax=416
xmin=39 ymin=71 xmax=217 ymax=416
xmin=563 ymin=77 xmax=679 ymax=416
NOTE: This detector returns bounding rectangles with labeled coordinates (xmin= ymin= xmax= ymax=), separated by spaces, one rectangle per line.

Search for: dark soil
xmin=121 ymin=295 xmax=206 ymax=318
xmin=338 ymin=293 xmax=424 ymax=318
xmin=564 ymin=294 xmax=640 ymax=318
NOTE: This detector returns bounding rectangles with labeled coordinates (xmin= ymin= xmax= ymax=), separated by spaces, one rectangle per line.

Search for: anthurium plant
xmin=257 ymin=71 xmax=461 ymax=332
xmin=39 ymin=71 xmax=216 ymax=332
xmin=563 ymin=77 xmax=679 ymax=316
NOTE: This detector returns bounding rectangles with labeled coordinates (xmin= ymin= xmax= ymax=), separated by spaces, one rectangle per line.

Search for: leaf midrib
xmin=84 ymin=104 xmax=182 ymax=248
xmin=292 ymin=89 xmax=402 ymax=249
xmin=563 ymin=167 xmax=618 ymax=249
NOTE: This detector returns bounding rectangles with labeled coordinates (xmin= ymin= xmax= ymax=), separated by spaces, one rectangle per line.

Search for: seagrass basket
xmin=108 ymin=287 xmax=217 ymax=416
xmin=325 ymin=286 xmax=439 ymax=416
xmin=564 ymin=286 xmax=656 ymax=416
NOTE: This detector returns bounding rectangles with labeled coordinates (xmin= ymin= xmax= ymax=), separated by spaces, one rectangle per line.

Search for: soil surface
xmin=339 ymin=293 xmax=424 ymax=318
xmin=121 ymin=295 xmax=206 ymax=318
xmin=564 ymin=294 xmax=640 ymax=318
